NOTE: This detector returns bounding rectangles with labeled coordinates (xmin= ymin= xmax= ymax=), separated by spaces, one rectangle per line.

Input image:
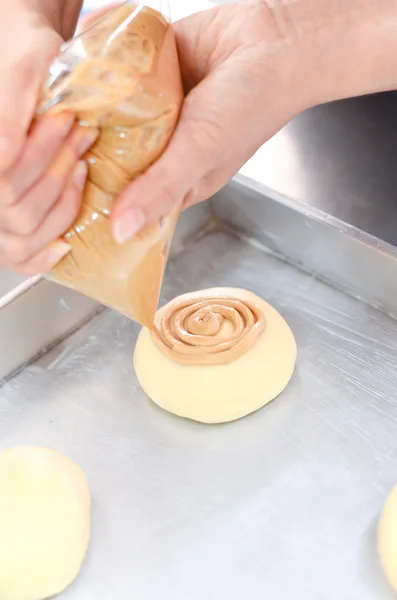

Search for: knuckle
xmin=0 ymin=254 xmax=35 ymax=276
xmin=186 ymin=112 xmax=224 ymax=152
xmin=17 ymin=262 xmax=41 ymax=277
xmin=31 ymin=133 xmax=54 ymax=159
xmin=0 ymin=254 xmax=12 ymax=272
xmin=0 ymin=178 xmax=16 ymax=208
xmin=41 ymin=166 xmax=69 ymax=202
xmin=41 ymin=183 xmax=80 ymax=241
xmin=1 ymin=204 xmax=40 ymax=236
xmin=6 ymin=236 xmax=31 ymax=264
xmin=144 ymin=169 xmax=178 ymax=214
xmin=14 ymin=206 xmax=40 ymax=236
xmin=58 ymin=185 xmax=80 ymax=226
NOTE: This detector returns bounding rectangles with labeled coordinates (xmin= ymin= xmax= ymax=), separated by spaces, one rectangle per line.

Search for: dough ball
xmin=378 ymin=482 xmax=397 ymax=591
xmin=134 ymin=287 xmax=297 ymax=423
xmin=0 ymin=446 xmax=90 ymax=600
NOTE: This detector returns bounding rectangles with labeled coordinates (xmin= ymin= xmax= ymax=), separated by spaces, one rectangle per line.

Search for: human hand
xmin=0 ymin=116 xmax=98 ymax=275
xmin=0 ymin=0 xmax=100 ymax=275
xmin=0 ymin=0 xmax=77 ymax=170
xmin=111 ymin=0 xmax=397 ymax=244
xmin=111 ymin=0 xmax=306 ymax=243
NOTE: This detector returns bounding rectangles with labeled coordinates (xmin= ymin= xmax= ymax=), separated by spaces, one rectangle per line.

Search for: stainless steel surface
xmin=0 ymin=202 xmax=211 ymax=382
xmin=212 ymin=176 xmax=397 ymax=319
xmin=1 ymin=230 xmax=396 ymax=599
xmin=0 ymin=279 xmax=101 ymax=381
xmin=0 ymin=270 xmax=27 ymax=296
xmin=240 ymin=93 xmax=397 ymax=246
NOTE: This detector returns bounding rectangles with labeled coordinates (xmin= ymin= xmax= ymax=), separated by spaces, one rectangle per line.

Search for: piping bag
xmin=38 ymin=1 xmax=183 ymax=327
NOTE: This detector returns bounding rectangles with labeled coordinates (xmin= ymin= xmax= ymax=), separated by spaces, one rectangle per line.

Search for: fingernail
xmin=113 ymin=208 xmax=145 ymax=244
xmin=73 ymin=160 xmax=88 ymax=190
xmin=45 ymin=241 xmax=72 ymax=268
xmin=78 ymin=129 xmax=99 ymax=155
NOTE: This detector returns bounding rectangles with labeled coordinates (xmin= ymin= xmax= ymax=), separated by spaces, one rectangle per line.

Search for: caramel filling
xmin=150 ymin=295 xmax=266 ymax=365
xmin=38 ymin=5 xmax=183 ymax=327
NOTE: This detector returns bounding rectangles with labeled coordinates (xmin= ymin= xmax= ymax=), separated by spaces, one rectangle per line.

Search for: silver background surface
xmin=213 ymin=177 xmax=397 ymax=321
xmin=2 ymin=230 xmax=397 ymax=599
xmin=241 ymin=94 xmax=397 ymax=246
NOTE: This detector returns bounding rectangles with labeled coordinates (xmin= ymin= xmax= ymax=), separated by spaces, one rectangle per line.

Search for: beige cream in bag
xmin=39 ymin=2 xmax=183 ymax=327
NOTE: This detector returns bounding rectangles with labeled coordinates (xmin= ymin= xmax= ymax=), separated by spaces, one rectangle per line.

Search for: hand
xmin=111 ymin=0 xmax=397 ymax=244
xmin=0 ymin=116 xmax=98 ymax=275
xmin=111 ymin=0 xmax=307 ymax=243
xmin=0 ymin=0 xmax=99 ymax=275
xmin=0 ymin=0 xmax=67 ymax=169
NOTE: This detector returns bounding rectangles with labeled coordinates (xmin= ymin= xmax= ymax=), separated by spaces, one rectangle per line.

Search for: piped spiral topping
xmin=150 ymin=295 xmax=266 ymax=365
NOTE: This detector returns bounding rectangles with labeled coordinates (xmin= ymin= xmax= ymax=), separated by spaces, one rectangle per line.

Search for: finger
xmin=0 ymin=23 xmax=61 ymax=171
xmin=0 ymin=160 xmax=87 ymax=267
xmin=1 ymin=113 xmax=75 ymax=203
xmin=0 ymin=239 xmax=71 ymax=277
xmin=173 ymin=6 xmax=226 ymax=90
xmin=110 ymin=76 xmax=227 ymax=244
xmin=182 ymin=159 xmax=243 ymax=210
xmin=0 ymin=125 xmax=98 ymax=235
xmin=173 ymin=2 xmax=270 ymax=91
xmin=182 ymin=131 xmax=265 ymax=209
xmin=111 ymin=55 xmax=286 ymax=244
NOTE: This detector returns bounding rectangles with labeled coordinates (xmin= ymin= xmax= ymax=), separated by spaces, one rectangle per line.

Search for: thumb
xmin=111 ymin=65 xmax=254 ymax=244
xmin=0 ymin=25 xmax=61 ymax=170
xmin=111 ymin=57 xmax=286 ymax=244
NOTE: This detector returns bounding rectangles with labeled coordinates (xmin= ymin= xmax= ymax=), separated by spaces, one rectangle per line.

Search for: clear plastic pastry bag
xmin=38 ymin=1 xmax=183 ymax=327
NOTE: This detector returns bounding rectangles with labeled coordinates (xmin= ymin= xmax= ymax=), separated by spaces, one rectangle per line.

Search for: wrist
xmin=268 ymin=0 xmax=397 ymax=108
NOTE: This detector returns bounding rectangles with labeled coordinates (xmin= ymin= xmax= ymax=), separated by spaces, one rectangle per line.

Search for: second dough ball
xmin=134 ymin=287 xmax=297 ymax=423
xmin=0 ymin=446 xmax=90 ymax=600
xmin=378 ymin=482 xmax=397 ymax=592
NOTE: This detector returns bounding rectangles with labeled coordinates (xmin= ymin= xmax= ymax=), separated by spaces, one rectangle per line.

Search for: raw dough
xmin=134 ymin=287 xmax=297 ymax=423
xmin=378 ymin=482 xmax=397 ymax=592
xmin=0 ymin=446 xmax=90 ymax=600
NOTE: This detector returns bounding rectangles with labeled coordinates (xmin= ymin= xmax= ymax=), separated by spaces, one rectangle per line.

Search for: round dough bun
xmin=134 ymin=287 xmax=297 ymax=423
xmin=378 ymin=482 xmax=397 ymax=592
xmin=0 ymin=446 xmax=90 ymax=600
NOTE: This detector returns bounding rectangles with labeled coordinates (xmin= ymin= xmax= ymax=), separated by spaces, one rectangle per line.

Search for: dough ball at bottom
xmin=378 ymin=482 xmax=397 ymax=592
xmin=134 ymin=287 xmax=297 ymax=423
xmin=0 ymin=446 xmax=90 ymax=600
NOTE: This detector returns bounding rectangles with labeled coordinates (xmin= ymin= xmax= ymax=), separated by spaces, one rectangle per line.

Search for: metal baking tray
xmin=2 ymin=94 xmax=397 ymax=598
xmin=1 ymin=188 xmax=397 ymax=599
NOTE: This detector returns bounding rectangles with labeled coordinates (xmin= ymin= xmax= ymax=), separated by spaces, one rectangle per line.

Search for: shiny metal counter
xmin=1 ymin=228 xmax=397 ymax=600
xmin=240 ymin=93 xmax=397 ymax=245
xmin=2 ymin=45 xmax=397 ymax=600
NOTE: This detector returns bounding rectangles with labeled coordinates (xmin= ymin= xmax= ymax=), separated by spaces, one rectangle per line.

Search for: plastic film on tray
xmin=38 ymin=1 xmax=183 ymax=327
